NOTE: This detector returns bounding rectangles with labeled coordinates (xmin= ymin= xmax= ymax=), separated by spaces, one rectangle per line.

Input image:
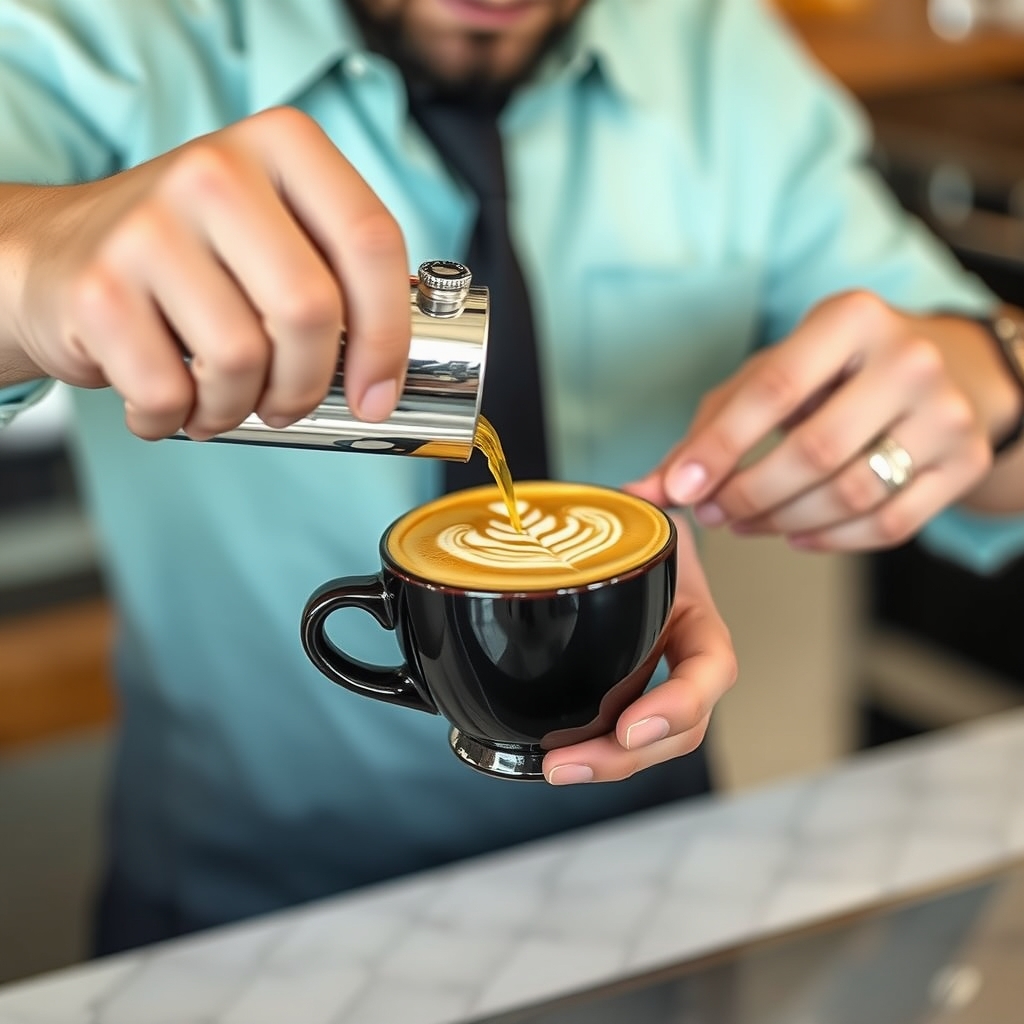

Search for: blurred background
xmin=2 ymin=0 xmax=1024 ymax=988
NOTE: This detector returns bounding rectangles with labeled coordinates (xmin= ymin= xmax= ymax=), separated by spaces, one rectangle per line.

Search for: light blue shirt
xmin=2 ymin=0 xmax=1020 ymax=929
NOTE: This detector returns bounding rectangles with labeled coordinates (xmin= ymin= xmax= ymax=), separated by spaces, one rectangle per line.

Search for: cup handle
xmin=300 ymin=574 xmax=437 ymax=715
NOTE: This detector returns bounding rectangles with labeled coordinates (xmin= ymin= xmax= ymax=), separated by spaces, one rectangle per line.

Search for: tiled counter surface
xmin=4 ymin=710 xmax=1024 ymax=1024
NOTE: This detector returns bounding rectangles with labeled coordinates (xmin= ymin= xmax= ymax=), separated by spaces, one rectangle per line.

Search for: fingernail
xmin=357 ymin=379 xmax=398 ymax=422
xmin=624 ymin=716 xmax=670 ymax=750
xmin=546 ymin=764 xmax=594 ymax=786
xmin=694 ymin=502 xmax=725 ymax=527
xmin=263 ymin=414 xmax=294 ymax=429
xmin=666 ymin=462 xmax=708 ymax=505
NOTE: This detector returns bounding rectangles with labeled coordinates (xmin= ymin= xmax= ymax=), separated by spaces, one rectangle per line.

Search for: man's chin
xmin=411 ymin=34 xmax=506 ymax=89
xmin=346 ymin=0 xmax=584 ymax=100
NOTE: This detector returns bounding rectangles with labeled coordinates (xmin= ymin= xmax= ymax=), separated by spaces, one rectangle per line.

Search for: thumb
xmin=625 ymin=445 xmax=713 ymax=507
xmin=622 ymin=474 xmax=671 ymax=506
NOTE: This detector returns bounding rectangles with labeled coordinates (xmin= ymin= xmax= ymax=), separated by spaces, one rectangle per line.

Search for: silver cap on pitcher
xmin=416 ymin=260 xmax=473 ymax=317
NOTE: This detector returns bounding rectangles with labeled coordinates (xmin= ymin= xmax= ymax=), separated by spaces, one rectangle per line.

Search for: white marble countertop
xmin=3 ymin=710 xmax=1024 ymax=1024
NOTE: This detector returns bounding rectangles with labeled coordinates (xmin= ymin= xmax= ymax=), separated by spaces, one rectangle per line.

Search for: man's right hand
xmin=0 ymin=107 xmax=410 ymax=440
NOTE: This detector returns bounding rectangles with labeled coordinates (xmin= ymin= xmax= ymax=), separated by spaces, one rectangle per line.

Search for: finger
xmin=735 ymin=429 xmax=910 ymax=536
xmin=544 ymin=715 xmax=711 ymax=784
xmin=618 ymin=642 xmax=732 ymax=746
xmin=789 ymin=451 xmax=988 ymax=552
xmin=735 ymin=402 xmax=970 ymax=536
xmin=625 ymin=371 xmax=749 ymax=506
xmin=236 ymin=109 xmax=410 ymax=421
xmin=109 ymin=206 xmax=271 ymax=440
xmin=611 ymin=607 xmax=735 ymax=755
xmin=69 ymin=268 xmax=195 ymax=440
xmin=544 ymin=516 xmax=736 ymax=784
xmin=621 ymin=477 xmax=670 ymax=506
xmin=657 ymin=294 xmax=890 ymax=507
xmin=164 ymin=134 xmax=345 ymax=428
xmin=701 ymin=338 xmax=945 ymax=525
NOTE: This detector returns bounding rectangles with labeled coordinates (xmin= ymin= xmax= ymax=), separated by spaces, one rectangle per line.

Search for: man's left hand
xmin=628 ymin=291 xmax=1023 ymax=551
xmin=543 ymin=515 xmax=736 ymax=784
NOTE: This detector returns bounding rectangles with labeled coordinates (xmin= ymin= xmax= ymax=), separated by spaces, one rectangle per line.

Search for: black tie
xmin=405 ymin=86 xmax=550 ymax=491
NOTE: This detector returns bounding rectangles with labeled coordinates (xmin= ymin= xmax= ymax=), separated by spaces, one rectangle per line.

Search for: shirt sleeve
xmin=717 ymin=0 xmax=1021 ymax=574
xmin=719 ymin=0 xmax=995 ymax=338
xmin=0 ymin=380 xmax=55 ymax=429
xmin=918 ymin=506 xmax=1024 ymax=575
xmin=0 ymin=7 xmax=123 ymax=432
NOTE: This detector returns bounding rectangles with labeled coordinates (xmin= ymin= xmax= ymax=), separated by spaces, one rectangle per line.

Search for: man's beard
xmin=344 ymin=1 xmax=582 ymax=104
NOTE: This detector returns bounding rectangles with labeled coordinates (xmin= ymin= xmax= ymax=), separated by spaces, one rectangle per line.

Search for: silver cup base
xmin=449 ymin=729 xmax=546 ymax=781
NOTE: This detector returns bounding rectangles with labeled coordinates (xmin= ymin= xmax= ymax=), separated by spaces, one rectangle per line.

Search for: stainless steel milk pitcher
xmin=175 ymin=260 xmax=489 ymax=461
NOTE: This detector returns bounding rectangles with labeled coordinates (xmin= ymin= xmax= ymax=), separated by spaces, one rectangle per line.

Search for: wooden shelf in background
xmin=785 ymin=0 xmax=1024 ymax=97
xmin=0 ymin=597 xmax=116 ymax=750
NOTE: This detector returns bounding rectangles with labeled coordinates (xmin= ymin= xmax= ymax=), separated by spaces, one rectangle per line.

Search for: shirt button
xmin=345 ymin=54 xmax=368 ymax=78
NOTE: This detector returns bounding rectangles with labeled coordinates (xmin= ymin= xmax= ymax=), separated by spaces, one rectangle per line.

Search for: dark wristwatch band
xmin=976 ymin=313 xmax=1024 ymax=455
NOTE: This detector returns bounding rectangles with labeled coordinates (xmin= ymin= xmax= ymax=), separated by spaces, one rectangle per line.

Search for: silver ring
xmin=866 ymin=435 xmax=915 ymax=494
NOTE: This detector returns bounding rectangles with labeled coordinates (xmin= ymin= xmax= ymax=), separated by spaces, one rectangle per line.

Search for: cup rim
xmin=379 ymin=483 xmax=677 ymax=598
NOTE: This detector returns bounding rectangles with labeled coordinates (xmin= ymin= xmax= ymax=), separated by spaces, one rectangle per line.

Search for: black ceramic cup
xmin=300 ymin=485 xmax=677 ymax=780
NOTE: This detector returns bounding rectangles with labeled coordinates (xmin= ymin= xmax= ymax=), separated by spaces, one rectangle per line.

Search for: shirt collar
xmin=562 ymin=0 xmax=659 ymax=105
xmin=244 ymin=0 xmax=651 ymax=113
xmin=246 ymin=0 xmax=361 ymax=111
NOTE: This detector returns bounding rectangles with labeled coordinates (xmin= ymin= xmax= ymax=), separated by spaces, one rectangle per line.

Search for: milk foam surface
xmin=386 ymin=482 xmax=671 ymax=590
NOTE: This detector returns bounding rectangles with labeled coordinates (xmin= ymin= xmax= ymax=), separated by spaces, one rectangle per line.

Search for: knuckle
xmin=128 ymin=419 xmax=176 ymax=443
xmin=683 ymin=718 xmax=710 ymax=754
xmin=186 ymin=405 xmax=235 ymax=432
xmin=260 ymin=392 xmax=322 ymax=424
xmin=251 ymin=105 xmax=320 ymax=141
xmin=897 ymin=336 xmax=945 ymax=386
xmin=663 ymin=720 xmax=710 ymax=761
xmin=621 ymin=752 xmax=646 ymax=780
xmin=718 ymin=473 xmax=759 ymax=519
xmin=874 ymin=503 xmax=915 ymax=547
xmin=130 ymin=377 xmax=192 ymax=423
xmin=750 ymin=362 xmax=802 ymax=417
xmin=66 ymin=267 xmax=124 ymax=326
xmin=938 ymin=390 xmax=976 ymax=436
xmin=187 ymin=399 xmax=255 ymax=436
xmin=198 ymin=337 xmax=267 ymax=378
xmin=970 ymin=436 xmax=994 ymax=474
xmin=670 ymin=655 xmax=734 ymax=729
xmin=192 ymin=417 xmax=244 ymax=438
xmin=271 ymin=279 xmax=343 ymax=336
xmin=704 ymin=425 xmax=746 ymax=468
xmin=791 ymin=426 xmax=843 ymax=475
xmin=833 ymin=289 xmax=890 ymax=332
xmin=671 ymin=686 xmax=705 ymax=731
xmin=357 ymin=322 xmax=411 ymax=361
xmin=163 ymin=144 xmax=242 ymax=204
xmin=102 ymin=205 xmax=173 ymax=266
xmin=834 ymin=466 xmax=881 ymax=515
xmin=346 ymin=209 xmax=405 ymax=262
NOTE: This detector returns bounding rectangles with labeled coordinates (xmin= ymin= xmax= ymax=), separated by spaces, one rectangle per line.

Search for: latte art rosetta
xmin=386 ymin=481 xmax=672 ymax=590
xmin=438 ymin=501 xmax=624 ymax=571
